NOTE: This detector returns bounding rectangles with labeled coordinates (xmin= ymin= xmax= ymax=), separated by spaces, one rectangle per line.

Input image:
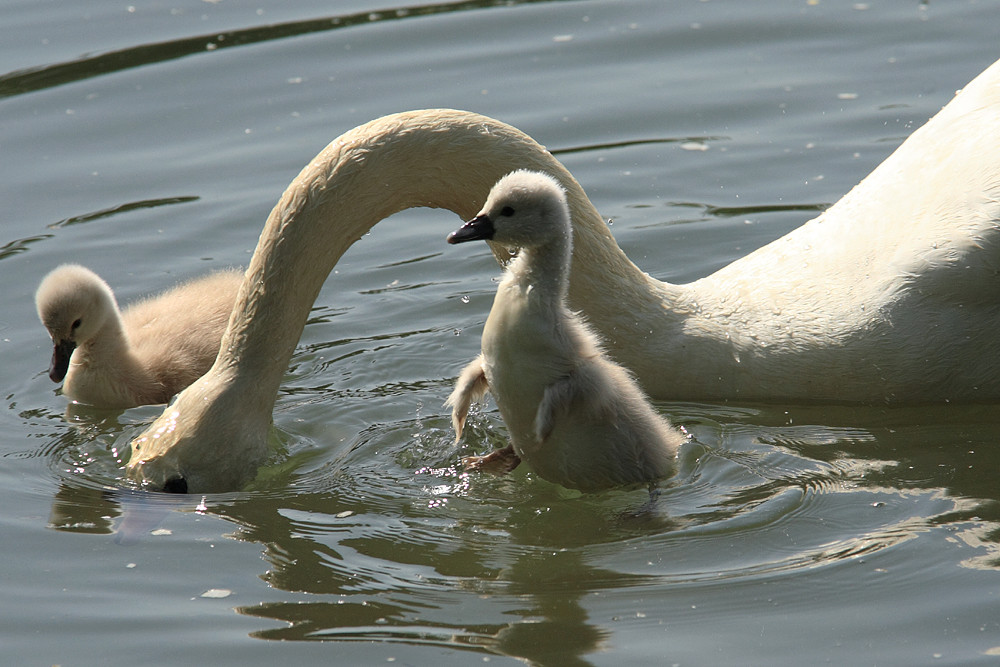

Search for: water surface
xmin=3 ymin=1 xmax=1000 ymax=664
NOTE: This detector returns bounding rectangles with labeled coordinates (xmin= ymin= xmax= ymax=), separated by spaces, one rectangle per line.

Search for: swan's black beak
xmin=447 ymin=214 xmax=495 ymax=244
xmin=49 ymin=339 xmax=76 ymax=383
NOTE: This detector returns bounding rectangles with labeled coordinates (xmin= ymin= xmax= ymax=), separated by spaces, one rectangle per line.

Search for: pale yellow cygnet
xmin=36 ymin=264 xmax=241 ymax=409
xmin=446 ymin=171 xmax=686 ymax=492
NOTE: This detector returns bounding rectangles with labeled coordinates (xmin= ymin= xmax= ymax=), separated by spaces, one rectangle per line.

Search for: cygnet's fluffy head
xmin=447 ymin=170 xmax=570 ymax=248
xmin=35 ymin=264 xmax=119 ymax=381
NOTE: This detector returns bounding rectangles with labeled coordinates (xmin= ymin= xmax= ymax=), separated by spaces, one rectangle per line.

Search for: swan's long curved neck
xmin=218 ymin=110 xmax=678 ymax=412
xmin=130 ymin=109 xmax=682 ymax=491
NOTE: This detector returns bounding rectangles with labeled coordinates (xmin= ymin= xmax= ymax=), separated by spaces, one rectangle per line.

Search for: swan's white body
xmin=127 ymin=58 xmax=1000 ymax=492
xmin=446 ymin=171 xmax=684 ymax=491
xmin=36 ymin=264 xmax=241 ymax=409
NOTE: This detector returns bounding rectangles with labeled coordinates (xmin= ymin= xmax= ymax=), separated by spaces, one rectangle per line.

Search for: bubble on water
xmin=200 ymin=588 xmax=232 ymax=599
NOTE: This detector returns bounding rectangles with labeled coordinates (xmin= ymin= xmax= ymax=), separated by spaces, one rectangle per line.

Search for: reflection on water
xmin=48 ymin=482 xmax=120 ymax=536
xmin=37 ymin=399 xmax=1000 ymax=664
xmin=240 ymin=544 xmax=615 ymax=665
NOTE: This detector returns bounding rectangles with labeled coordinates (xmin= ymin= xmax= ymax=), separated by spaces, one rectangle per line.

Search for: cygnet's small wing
xmin=444 ymin=355 xmax=490 ymax=441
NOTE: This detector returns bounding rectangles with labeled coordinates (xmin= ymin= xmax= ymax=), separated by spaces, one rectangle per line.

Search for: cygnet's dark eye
xmin=500 ymin=206 xmax=515 ymax=217
xmin=71 ymin=318 xmax=82 ymax=331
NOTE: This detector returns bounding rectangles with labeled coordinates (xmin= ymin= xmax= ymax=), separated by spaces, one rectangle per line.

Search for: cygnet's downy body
xmin=36 ymin=264 xmax=242 ymax=409
xmin=446 ymin=170 xmax=685 ymax=492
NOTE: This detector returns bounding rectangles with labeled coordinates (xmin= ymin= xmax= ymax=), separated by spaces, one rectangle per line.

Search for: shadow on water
xmin=0 ymin=0 xmax=560 ymax=99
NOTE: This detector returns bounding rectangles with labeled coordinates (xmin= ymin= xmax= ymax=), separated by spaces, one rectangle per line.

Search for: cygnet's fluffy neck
xmin=451 ymin=169 xmax=575 ymax=308
xmin=506 ymin=237 xmax=571 ymax=308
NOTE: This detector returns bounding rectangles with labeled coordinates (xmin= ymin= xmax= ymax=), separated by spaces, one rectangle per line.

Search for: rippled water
xmin=3 ymin=1 xmax=1000 ymax=665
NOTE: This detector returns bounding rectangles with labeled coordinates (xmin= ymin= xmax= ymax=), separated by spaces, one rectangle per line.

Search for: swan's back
xmin=714 ymin=59 xmax=1000 ymax=297
xmin=677 ymin=60 xmax=1000 ymax=402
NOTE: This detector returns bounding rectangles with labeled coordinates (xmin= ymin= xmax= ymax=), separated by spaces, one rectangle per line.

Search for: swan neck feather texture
xmin=222 ymin=110 xmax=663 ymax=396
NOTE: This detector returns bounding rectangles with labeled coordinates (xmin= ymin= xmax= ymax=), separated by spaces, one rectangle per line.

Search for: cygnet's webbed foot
xmin=462 ymin=445 xmax=521 ymax=476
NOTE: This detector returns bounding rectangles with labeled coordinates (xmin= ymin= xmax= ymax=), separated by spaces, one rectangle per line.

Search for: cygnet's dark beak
xmin=447 ymin=214 xmax=495 ymax=244
xmin=48 ymin=339 xmax=76 ymax=383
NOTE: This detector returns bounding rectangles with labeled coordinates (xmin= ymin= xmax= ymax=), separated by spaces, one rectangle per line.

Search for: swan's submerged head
xmin=447 ymin=170 xmax=571 ymax=249
xmin=126 ymin=371 xmax=273 ymax=494
xmin=35 ymin=264 xmax=119 ymax=382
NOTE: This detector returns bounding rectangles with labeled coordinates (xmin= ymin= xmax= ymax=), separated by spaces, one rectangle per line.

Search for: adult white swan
xmin=128 ymin=58 xmax=1000 ymax=493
